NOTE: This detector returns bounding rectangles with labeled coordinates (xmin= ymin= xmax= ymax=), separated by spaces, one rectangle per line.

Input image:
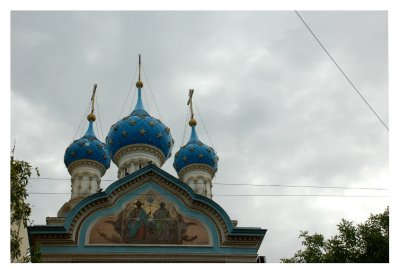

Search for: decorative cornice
xmin=41 ymin=253 xmax=258 ymax=263
xmin=178 ymin=164 xmax=215 ymax=180
xmin=57 ymin=196 xmax=86 ymax=217
xmin=67 ymin=160 xmax=106 ymax=176
xmin=114 ymin=144 xmax=165 ymax=166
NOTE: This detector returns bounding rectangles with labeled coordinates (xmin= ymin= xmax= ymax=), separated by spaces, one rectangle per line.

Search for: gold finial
xmin=136 ymin=54 xmax=144 ymax=88
xmin=189 ymin=118 xmax=197 ymax=127
xmin=187 ymin=89 xmax=197 ymax=127
xmin=136 ymin=80 xmax=143 ymax=88
xmin=87 ymin=83 xmax=97 ymax=122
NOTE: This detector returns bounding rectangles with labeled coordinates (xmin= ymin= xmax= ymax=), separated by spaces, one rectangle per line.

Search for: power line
xmin=118 ymin=65 xmax=138 ymax=120
xmin=95 ymin=95 xmax=105 ymax=140
xmin=181 ymin=107 xmax=190 ymax=146
xmin=71 ymin=101 xmax=91 ymax=142
xmin=28 ymin=177 xmax=388 ymax=191
xmin=193 ymin=98 xmax=216 ymax=148
xmin=142 ymin=64 xmax=164 ymax=122
xmin=27 ymin=192 xmax=388 ymax=198
xmin=294 ymin=11 xmax=389 ymax=132
xmin=142 ymin=80 xmax=151 ymax=113
xmin=213 ymin=182 xmax=388 ymax=191
xmin=214 ymin=194 xmax=388 ymax=198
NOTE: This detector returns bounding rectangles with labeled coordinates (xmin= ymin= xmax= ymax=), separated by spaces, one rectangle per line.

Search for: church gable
xmin=28 ymin=165 xmax=266 ymax=262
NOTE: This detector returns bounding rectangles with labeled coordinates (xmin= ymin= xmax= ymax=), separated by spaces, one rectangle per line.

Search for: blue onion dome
xmin=106 ymin=82 xmax=175 ymax=165
xmin=64 ymin=114 xmax=111 ymax=175
xmin=173 ymin=118 xmax=218 ymax=176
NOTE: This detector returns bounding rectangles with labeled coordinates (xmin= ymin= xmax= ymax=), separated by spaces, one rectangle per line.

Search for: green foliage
xmin=281 ymin=207 xmax=389 ymax=263
xmin=10 ymin=157 xmax=41 ymax=263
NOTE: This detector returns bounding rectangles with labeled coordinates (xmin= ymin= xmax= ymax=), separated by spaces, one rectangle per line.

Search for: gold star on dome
xmin=156 ymin=133 xmax=162 ymax=139
xmin=122 ymin=130 xmax=128 ymax=137
xmin=70 ymin=151 xmax=77 ymax=157
xmin=87 ymin=149 xmax=93 ymax=155
xmin=198 ymin=154 xmax=204 ymax=159
xmin=149 ymin=121 xmax=155 ymax=127
xmin=183 ymin=156 xmax=188 ymax=162
xmin=189 ymin=147 xmax=195 ymax=152
xmin=139 ymin=129 xmax=146 ymax=135
xmin=129 ymin=120 xmax=136 ymax=126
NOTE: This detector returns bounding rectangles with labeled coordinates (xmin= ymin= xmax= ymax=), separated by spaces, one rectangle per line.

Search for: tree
xmin=10 ymin=155 xmax=41 ymax=263
xmin=281 ymin=207 xmax=389 ymax=263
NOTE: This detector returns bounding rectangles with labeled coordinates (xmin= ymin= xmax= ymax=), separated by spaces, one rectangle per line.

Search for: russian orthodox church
xmin=27 ymin=56 xmax=267 ymax=263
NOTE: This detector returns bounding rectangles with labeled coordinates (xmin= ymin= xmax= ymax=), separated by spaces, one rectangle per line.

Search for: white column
xmin=205 ymin=180 xmax=212 ymax=198
xmin=197 ymin=177 xmax=205 ymax=195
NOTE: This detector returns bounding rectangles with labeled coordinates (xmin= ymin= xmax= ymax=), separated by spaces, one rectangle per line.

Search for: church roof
xmin=64 ymin=121 xmax=111 ymax=172
xmin=106 ymin=86 xmax=174 ymax=164
xmin=173 ymin=125 xmax=218 ymax=175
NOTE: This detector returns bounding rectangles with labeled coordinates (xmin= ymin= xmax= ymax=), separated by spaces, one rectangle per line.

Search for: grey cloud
xmin=11 ymin=11 xmax=388 ymax=263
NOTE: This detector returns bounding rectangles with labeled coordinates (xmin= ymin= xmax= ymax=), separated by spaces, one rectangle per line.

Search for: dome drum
xmin=114 ymin=144 xmax=165 ymax=169
xmin=178 ymin=163 xmax=216 ymax=182
xmin=69 ymin=165 xmax=101 ymax=198
xmin=115 ymin=144 xmax=164 ymax=178
xmin=67 ymin=159 xmax=108 ymax=177
xmin=179 ymin=164 xmax=214 ymax=198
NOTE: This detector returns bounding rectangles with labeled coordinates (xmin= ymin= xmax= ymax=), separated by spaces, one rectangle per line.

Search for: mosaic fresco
xmin=88 ymin=190 xmax=210 ymax=245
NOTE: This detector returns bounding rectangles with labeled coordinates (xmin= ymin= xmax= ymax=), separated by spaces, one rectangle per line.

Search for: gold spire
xmin=136 ymin=54 xmax=144 ymax=88
xmin=187 ymin=89 xmax=197 ymax=127
xmin=87 ymin=84 xmax=97 ymax=122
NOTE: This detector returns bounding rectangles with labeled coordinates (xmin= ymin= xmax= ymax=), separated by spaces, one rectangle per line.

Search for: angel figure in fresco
xmin=127 ymin=200 xmax=148 ymax=241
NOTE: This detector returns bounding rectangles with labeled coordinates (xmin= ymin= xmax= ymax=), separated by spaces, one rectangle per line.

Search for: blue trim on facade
xmin=39 ymin=245 xmax=257 ymax=255
xmin=64 ymin=165 xmax=266 ymax=237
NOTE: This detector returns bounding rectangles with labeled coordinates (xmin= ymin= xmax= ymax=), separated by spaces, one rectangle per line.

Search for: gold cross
xmin=90 ymin=83 xmax=97 ymax=114
xmin=138 ymin=54 xmax=141 ymax=80
xmin=187 ymin=89 xmax=194 ymax=120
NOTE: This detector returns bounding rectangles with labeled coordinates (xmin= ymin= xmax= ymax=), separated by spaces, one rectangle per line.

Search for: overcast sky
xmin=10 ymin=11 xmax=389 ymax=263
